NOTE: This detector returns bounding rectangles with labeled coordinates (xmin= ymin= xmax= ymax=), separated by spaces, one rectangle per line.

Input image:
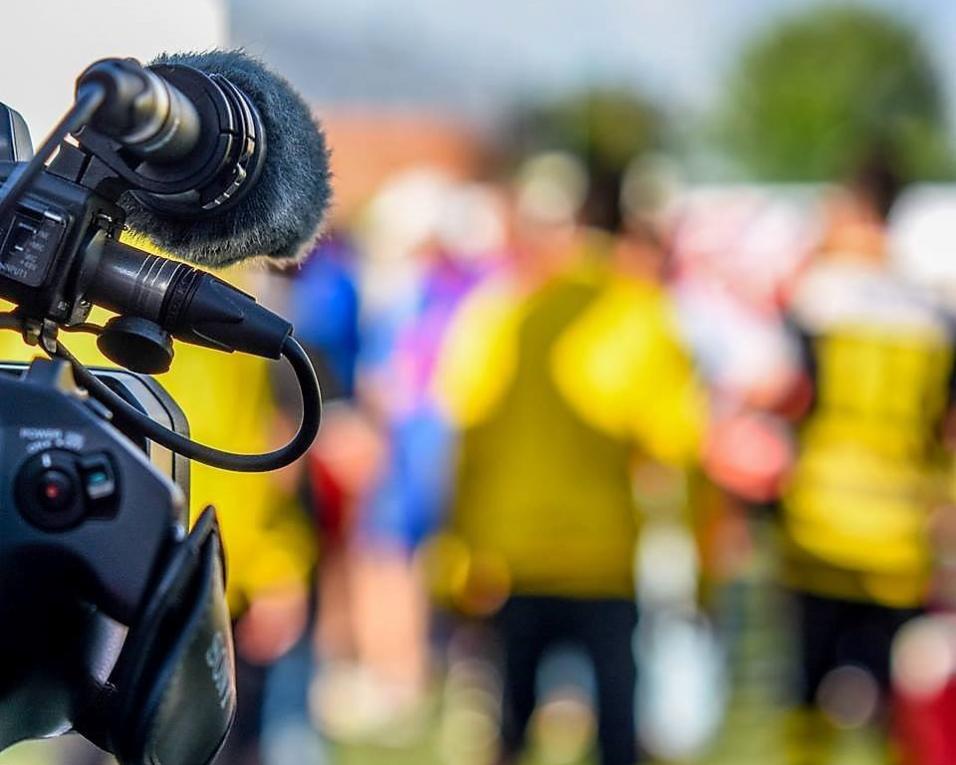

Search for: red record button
xmin=35 ymin=469 xmax=75 ymax=512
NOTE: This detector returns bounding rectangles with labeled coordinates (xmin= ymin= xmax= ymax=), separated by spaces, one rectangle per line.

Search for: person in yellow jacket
xmin=432 ymin=172 xmax=706 ymax=765
xmin=781 ymin=156 xmax=955 ymax=763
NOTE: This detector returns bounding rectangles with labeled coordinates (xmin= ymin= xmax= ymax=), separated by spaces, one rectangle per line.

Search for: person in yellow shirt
xmin=782 ymin=156 xmax=954 ymax=763
xmin=432 ymin=155 xmax=706 ymax=765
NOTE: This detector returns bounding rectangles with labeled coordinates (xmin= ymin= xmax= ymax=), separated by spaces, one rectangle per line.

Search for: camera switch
xmin=79 ymin=454 xmax=116 ymax=502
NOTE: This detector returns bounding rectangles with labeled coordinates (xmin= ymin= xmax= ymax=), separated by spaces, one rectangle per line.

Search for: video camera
xmin=0 ymin=53 xmax=327 ymax=765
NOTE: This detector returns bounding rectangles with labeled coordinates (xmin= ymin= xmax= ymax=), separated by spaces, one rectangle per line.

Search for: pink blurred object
xmin=308 ymin=405 xmax=387 ymax=543
xmin=704 ymin=410 xmax=794 ymax=503
xmin=668 ymin=185 xmax=819 ymax=411
xmin=670 ymin=184 xmax=822 ymax=312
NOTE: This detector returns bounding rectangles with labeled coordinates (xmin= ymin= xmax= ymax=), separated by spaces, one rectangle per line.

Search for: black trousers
xmin=794 ymin=591 xmax=920 ymax=705
xmin=497 ymin=595 xmax=639 ymax=765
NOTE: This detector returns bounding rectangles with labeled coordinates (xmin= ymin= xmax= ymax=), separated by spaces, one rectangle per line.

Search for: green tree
xmin=720 ymin=5 xmax=953 ymax=181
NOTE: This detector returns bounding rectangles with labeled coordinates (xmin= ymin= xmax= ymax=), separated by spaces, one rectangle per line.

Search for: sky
xmin=229 ymin=0 xmax=956 ymax=128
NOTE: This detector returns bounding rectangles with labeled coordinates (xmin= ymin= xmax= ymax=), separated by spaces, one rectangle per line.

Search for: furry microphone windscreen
xmin=120 ymin=50 xmax=332 ymax=267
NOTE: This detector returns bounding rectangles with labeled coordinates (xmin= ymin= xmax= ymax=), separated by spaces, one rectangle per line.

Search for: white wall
xmin=0 ymin=0 xmax=226 ymax=147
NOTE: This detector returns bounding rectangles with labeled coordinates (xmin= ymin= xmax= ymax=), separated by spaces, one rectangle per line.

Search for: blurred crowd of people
xmin=19 ymin=138 xmax=956 ymax=765
xmin=170 ymin=136 xmax=956 ymax=765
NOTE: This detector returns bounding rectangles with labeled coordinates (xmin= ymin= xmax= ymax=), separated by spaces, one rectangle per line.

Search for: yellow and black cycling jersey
xmin=783 ymin=260 xmax=956 ymax=607
xmin=432 ymin=253 xmax=705 ymax=604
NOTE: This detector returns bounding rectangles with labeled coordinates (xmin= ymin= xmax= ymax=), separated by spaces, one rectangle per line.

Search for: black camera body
xmin=0 ymin=358 xmax=181 ymax=622
xmin=0 ymin=100 xmax=126 ymax=329
xmin=0 ymin=357 xmax=235 ymax=764
xmin=0 ymin=157 xmax=121 ymax=324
